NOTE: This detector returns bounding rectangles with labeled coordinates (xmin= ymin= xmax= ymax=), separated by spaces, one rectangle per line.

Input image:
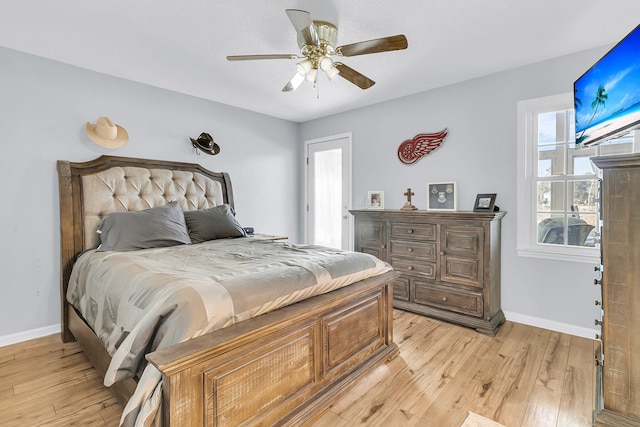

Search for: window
xmin=517 ymin=93 xmax=635 ymax=263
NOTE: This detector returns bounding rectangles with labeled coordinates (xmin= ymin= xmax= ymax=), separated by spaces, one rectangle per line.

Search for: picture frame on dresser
xmin=367 ymin=190 xmax=384 ymax=209
xmin=473 ymin=193 xmax=497 ymax=212
xmin=427 ymin=181 xmax=457 ymax=211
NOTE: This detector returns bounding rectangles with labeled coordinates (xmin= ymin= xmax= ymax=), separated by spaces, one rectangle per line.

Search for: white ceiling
xmin=2 ymin=1 xmax=639 ymax=122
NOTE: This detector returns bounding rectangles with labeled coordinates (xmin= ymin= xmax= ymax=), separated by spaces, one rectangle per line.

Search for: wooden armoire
xmin=592 ymin=153 xmax=640 ymax=426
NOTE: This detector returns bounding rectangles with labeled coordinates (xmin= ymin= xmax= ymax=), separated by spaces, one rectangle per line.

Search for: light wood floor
xmin=0 ymin=309 xmax=598 ymax=426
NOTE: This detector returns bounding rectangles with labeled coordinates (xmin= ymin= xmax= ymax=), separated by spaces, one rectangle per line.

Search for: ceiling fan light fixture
xmin=325 ymin=65 xmax=340 ymax=80
xmin=319 ymin=56 xmax=333 ymax=72
xmin=305 ymin=67 xmax=318 ymax=83
xmin=296 ymin=59 xmax=313 ymax=75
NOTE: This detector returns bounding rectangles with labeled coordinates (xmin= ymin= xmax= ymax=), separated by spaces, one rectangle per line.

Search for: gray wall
xmin=300 ymin=46 xmax=610 ymax=337
xmin=0 ymin=42 xmax=610 ymax=345
xmin=0 ymin=46 xmax=300 ymax=342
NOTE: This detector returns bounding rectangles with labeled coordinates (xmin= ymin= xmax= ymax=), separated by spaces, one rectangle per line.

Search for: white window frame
xmin=517 ymin=93 xmax=599 ymax=263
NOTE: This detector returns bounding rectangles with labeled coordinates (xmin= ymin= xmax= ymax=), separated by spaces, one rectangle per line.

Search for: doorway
xmin=305 ymin=133 xmax=352 ymax=250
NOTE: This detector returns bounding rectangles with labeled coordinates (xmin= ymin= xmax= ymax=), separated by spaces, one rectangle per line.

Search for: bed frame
xmin=57 ymin=155 xmax=399 ymax=426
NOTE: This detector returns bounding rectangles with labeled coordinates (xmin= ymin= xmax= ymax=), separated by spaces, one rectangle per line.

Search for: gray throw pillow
xmin=97 ymin=201 xmax=191 ymax=252
xmin=184 ymin=204 xmax=246 ymax=244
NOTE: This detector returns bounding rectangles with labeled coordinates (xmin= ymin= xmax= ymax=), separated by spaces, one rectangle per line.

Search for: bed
xmin=56 ymin=155 xmax=399 ymax=427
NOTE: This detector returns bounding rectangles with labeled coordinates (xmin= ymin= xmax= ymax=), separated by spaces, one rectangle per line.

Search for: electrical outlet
xmin=356 ymin=196 xmax=365 ymax=208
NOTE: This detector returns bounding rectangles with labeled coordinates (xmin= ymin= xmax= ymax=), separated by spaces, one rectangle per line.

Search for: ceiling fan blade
xmin=285 ymin=9 xmax=319 ymax=46
xmin=337 ymin=34 xmax=408 ymax=57
xmin=334 ymin=63 xmax=375 ymax=89
xmin=227 ymin=54 xmax=299 ymax=61
xmin=282 ymin=73 xmax=305 ymax=92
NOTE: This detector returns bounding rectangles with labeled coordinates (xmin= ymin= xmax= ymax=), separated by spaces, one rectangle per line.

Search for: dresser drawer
xmin=389 ymin=240 xmax=436 ymax=260
xmin=356 ymin=220 xmax=386 ymax=246
xmin=390 ymin=222 xmax=436 ymax=240
xmin=441 ymin=225 xmax=483 ymax=254
xmin=413 ymin=281 xmax=483 ymax=317
xmin=392 ymin=276 xmax=410 ymax=301
xmin=390 ymin=258 xmax=436 ymax=279
xmin=441 ymin=255 xmax=482 ymax=288
xmin=355 ymin=219 xmax=387 ymax=260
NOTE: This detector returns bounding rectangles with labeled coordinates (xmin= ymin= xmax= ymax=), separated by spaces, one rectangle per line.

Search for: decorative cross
xmin=401 ymin=188 xmax=418 ymax=210
xmin=404 ymin=188 xmax=414 ymax=204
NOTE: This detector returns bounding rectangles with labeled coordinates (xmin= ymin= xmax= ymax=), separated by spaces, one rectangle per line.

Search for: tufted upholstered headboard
xmin=56 ymin=155 xmax=234 ymax=341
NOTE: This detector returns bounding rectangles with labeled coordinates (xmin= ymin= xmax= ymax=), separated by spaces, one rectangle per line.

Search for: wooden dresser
xmin=350 ymin=210 xmax=505 ymax=335
xmin=592 ymin=153 xmax=640 ymax=426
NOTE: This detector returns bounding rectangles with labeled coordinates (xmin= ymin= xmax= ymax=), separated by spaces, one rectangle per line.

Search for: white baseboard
xmin=0 ymin=313 xmax=599 ymax=348
xmin=0 ymin=324 xmax=61 ymax=348
xmin=504 ymin=310 xmax=598 ymax=340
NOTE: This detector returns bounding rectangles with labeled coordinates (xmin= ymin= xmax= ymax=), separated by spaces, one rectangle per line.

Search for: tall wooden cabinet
xmin=350 ymin=210 xmax=505 ymax=335
xmin=592 ymin=153 xmax=640 ymax=426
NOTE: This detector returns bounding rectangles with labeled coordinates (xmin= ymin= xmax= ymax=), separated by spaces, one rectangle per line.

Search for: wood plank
xmin=415 ymin=325 xmax=505 ymax=420
xmin=520 ymin=332 xmax=572 ymax=427
xmin=3 ymin=402 xmax=58 ymax=426
xmin=486 ymin=326 xmax=553 ymax=426
xmin=557 ymin=336 xmax=597 ymax=426
xmin=0 ymin=336 xmax=125 ymax=427
xmin=307 ymin=409 xmax=350 ymax=427
xmin=0 ymin=313 xmax=599 ymax=427
xmin=328 ymin=318 xmax=454 ymax=423
xmin=391 ymin=330 xmax=487 ymax=416
xmin=372 ymin=409 xmax=422 ymax=427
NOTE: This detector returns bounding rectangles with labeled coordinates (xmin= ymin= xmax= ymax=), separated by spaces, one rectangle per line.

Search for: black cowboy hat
xmin=190 ymin=132 xmax=220 ymax=155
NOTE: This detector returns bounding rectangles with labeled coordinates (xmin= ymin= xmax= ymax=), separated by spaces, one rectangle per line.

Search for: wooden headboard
xmin=56 ymin=155 xmax=234 ymax=342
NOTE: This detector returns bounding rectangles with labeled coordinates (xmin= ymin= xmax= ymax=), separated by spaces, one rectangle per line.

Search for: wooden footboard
xmin=147 ymin=271 xmax=399 ymax=427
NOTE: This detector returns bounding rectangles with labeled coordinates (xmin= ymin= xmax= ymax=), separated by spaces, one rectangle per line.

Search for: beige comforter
xmin=67 ymin=237 xmax=391 ymax=427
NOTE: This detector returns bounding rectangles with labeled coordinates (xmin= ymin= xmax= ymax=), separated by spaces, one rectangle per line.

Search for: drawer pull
xmin=407 ymin=266 xmax=414 ymax=271
xmin=442 ymin=296 xmax=447 ymax=302
xmin=407 ymin=229 xmax=413 ymax=234
xmin=440 ymin=251 xmax=445 ymax=256
xmin=408 ymin=248 xmax=413 ymax=252
xmin=381 ymin=244 xmax=386 ymax=249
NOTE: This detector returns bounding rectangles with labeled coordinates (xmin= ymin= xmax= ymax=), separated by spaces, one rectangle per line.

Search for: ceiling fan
xmin=227 ymin=9 xmax=408 ymax=92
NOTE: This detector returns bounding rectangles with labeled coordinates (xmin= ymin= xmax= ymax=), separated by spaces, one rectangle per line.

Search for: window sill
xmin=517 ymin=246 xmax=600 ymax=264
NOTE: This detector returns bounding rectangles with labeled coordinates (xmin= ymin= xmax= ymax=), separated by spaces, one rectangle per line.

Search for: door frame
xmin=304 ymin=132 xmax=353 ymax=250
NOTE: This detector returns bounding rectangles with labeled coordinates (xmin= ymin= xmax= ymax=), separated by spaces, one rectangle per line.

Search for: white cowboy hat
xmin=86 ymin=116 xmax=128 ymax=148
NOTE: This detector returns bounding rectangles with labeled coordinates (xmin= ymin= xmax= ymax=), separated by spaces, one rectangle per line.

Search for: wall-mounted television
xmin=574 ymin=24 xmax=640 ymax=147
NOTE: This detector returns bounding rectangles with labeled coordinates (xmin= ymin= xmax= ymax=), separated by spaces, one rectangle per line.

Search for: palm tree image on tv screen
xmin=574 ymin=24 xmax=640 ymax=147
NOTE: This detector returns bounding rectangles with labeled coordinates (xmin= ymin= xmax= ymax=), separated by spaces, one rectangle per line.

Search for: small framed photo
xmin=473 ymin=193 xmax=497 ymax=212
xmin=367 ymin=191 xmax=384 ymax=209
xmin=427 ymin=182 xmax=457 ymax=211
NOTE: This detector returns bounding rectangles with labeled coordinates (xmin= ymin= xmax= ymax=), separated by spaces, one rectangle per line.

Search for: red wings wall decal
xmin=397 ymin=129 xmax=448 ymax=165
